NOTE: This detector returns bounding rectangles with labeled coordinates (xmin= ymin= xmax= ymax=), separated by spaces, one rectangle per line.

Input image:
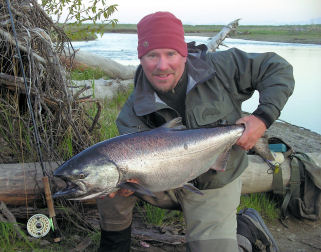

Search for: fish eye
xmin=79 ymin=173 xmax=86 ymax=179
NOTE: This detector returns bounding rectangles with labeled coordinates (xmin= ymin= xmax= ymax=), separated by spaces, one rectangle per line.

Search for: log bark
xmin=1 ymin=153 xmax=320 ymax=206
xmin=0 ymin=162 xmax=65 ymax=205
xmin=61 ymin=50 xmax=136 ymax=80
xmin=207 ymin=19 xmax=240 ymax=52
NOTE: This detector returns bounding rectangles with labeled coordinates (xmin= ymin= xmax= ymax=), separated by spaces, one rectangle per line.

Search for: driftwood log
xmin=207 ymin=19 xmax=240 ymax=52
xmin=61 ymin=50 xmax=137 ymax=80
xmin=1 ymin=153 xmax=320 ymax=206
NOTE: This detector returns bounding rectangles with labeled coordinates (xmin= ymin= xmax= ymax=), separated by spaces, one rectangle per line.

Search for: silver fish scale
xmin=105 ymin=125 xmax=244 ymax=192
xmin=53 ymin=123 xmax=245 ymax=199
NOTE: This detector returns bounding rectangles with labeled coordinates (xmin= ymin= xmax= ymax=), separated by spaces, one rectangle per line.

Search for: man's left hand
xmin=235 ymin=115 xmax=267 ymax=151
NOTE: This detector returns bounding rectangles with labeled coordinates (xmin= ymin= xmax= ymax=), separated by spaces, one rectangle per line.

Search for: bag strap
xmin=279 ymin=154 xmax=304 ymax=220
xmin=272 ymin=163 xmax=284 ymax=195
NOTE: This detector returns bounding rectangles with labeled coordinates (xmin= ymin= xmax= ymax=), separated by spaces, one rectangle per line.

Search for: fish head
xmin=53 ymin=152 xmax=119 ymax=200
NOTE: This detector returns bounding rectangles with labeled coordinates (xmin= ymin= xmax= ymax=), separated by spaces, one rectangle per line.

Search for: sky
xmin=107 ymin=0 xmax=321 ymax=25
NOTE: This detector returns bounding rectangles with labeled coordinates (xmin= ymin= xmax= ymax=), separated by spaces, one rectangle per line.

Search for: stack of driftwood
xmin=0 ymin=0 xmax=106 ymax=238
xmin=0 ymin=0 xmax=101 ymax=166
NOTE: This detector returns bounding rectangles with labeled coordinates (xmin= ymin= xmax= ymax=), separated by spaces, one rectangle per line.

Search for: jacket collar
xmin=133 ymin=54 xmax=216 ymax=116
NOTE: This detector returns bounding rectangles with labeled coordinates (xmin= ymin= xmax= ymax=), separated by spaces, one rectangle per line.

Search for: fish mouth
xmin=53 ymin=180 xmax=87 ymax=199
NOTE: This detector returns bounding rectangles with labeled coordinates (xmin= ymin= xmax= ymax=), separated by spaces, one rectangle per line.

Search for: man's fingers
xmin=235 ymin=115 xmax=267 ymax=151
xmin=108 ymin=191 xmax=117 ymax=198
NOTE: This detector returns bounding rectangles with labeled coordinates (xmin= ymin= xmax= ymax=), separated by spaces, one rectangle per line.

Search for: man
xmin=97 ymin=11 xmax=294 ymax=252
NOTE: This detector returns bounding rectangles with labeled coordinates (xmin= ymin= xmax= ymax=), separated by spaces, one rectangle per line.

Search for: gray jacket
xmin=116 ymin=47 xmax=294 ymax=189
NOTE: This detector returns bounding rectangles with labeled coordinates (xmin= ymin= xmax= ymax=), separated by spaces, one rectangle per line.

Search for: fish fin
xmin=183 ymin=183 xmax=204 ymax=195
xmin=161 ymin=117 xmax=186 ymax=130
xmin=210 ymin=148 xmax=231 ymax=171
xmin=251 ymin=137 xmax=275 ymax=161
xmin=118 ymin=182 xmax=156 ymax=197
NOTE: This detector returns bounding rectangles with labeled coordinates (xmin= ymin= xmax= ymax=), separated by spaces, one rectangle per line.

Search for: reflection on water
xmin=72 ymin=33 xmax=321 ymax=134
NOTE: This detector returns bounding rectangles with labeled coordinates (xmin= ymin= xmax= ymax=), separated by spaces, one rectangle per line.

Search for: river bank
xmin=64 ymin=23 xmax=321 ymax=45
xmin=185 ymin=31 xmax=321 ymax=45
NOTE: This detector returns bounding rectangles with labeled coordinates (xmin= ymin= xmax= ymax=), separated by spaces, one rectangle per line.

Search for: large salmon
xmin=53 ymin=118 xmax=244 ymax=200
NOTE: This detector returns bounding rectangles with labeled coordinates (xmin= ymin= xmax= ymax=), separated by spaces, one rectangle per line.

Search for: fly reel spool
xmin=27 ymin=214 xmax=51 ymax=238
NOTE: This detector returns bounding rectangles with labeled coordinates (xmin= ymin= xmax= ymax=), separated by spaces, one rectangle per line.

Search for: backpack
xmin=273 ymin=151 xmax=321 ymax=221
xmin=251 ymin=136 xmax=321 ymax=222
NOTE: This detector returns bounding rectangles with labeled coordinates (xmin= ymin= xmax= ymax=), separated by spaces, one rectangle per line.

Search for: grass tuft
xmin=239 ymin=193 xmax=279 ymax=222
xmin=70 ymin=68 xmax=110 ymax=81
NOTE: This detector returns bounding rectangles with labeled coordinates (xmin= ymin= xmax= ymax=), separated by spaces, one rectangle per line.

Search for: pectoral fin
xmin=210 ymin=149 xmax=231 ymax=171
xmin=118 ymin=182 xmax=156 ymax=197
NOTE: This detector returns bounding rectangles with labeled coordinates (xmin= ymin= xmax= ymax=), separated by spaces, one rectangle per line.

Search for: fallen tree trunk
xmin=207 ymin=19 xmax=240 ymax=52
xmin=61 ymin=50 xmax=137 ymax=80
xmin=1 ymin=153 xmax=320 ymax=205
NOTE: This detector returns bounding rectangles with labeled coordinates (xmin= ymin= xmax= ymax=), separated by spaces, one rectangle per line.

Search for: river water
xmin=72 ymin=33 xmax=321 ymax=134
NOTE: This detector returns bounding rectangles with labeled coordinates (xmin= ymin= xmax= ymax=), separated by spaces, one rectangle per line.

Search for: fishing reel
xmin=27 ymin=214 xmax=51 ymax=238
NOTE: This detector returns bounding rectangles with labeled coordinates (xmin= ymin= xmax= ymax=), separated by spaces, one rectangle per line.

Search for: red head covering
xmin=137 ymin=11 xmax=188 ymax=58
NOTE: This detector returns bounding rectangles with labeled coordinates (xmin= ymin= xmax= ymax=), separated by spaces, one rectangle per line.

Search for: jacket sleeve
xmin=116 ymin=91 xmax=150 ymax=135
xmin=207 ymin=48 xmax=295 ymax=128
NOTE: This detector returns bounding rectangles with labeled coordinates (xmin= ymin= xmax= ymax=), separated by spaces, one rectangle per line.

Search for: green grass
xmin=70 ymin=68 xmax=110 ymax=80
xmin=141 ymin=202 xmax=167 ymax=226
xmin=139 ymin=193 xmax=279 ymax=227
xmin=137 ymin=202 xmax=184 ymax=227
xmin=0 ymin=221 xmax=35 ymax=251
xmin=239 ymin=193 xmax=279 ymax=222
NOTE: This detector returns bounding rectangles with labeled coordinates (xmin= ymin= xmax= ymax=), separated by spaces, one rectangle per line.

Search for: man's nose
xmin=156 ymin=56 xmax=169 ymax=70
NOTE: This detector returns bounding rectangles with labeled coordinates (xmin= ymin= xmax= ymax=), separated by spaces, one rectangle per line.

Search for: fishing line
xmin=6 ymin=0 xmax=62 ymax=241
xmin=6 ymin=0 xmax=47 ymax=177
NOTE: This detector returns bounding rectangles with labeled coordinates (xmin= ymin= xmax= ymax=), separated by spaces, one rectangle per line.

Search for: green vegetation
xmin=137 ymin=202 xmax=184 ymax=228
xmin=63 ymin=23 xmax=321 ymax=44
xmin=67 ymin=68 xmax=133 ymax=157
xmin=239 ymin=193 xmax=279 ymax=222
xmin=232 ymin=24 xmax=321 ymax=44
xmin=70 ymin=68 xmax=110 ymax=80
xmin=41 ymin=0 xmax=118 ymax=41
xmin=141 ymin=202 xmax=168 ymax=226
xmin=0 ymin=222 xmax=34 ymax=251
xmin=138 ymin=192 xmax=279 ymax=228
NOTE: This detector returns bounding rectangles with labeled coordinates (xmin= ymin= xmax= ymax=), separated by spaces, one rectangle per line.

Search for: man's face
xmin=140 ymin=48 xmax=187 ymax=93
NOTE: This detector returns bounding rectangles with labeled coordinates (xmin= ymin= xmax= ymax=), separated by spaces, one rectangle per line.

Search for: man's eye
xmin=168 ymin=51 xmax=176 ymax=56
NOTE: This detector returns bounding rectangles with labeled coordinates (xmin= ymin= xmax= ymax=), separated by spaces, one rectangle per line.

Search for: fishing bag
xmin=264 ymin=137 xmax=321 ymax=221
xmin=252 ymin=136 xmax=321 ymax=221
xmin=273 ymin=151 xmax=321 ymax=221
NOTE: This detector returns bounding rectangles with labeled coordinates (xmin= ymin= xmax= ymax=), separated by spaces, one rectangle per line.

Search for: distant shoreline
xmin=184 ymin=32 xmax=321 ymax=45
xmin=64 ymin=23 xmax=321 ymax=45
xmin=74 ymin=30 xmax=321 ymax=45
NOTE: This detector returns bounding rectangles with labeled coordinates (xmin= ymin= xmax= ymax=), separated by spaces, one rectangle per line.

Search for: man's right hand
xmin=104 ymin=179 xmax=139 ymax=199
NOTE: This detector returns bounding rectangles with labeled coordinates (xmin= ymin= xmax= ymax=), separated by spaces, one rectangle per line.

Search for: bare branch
xmin=207 ymin=19 xmax=240 ymax=52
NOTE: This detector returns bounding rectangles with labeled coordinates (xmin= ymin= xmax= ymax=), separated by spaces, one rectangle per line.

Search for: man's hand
xmin=106 ymin=179 xmax=139 ymax=199
xmin=236 ymin=115 xmax=267 ymax=151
